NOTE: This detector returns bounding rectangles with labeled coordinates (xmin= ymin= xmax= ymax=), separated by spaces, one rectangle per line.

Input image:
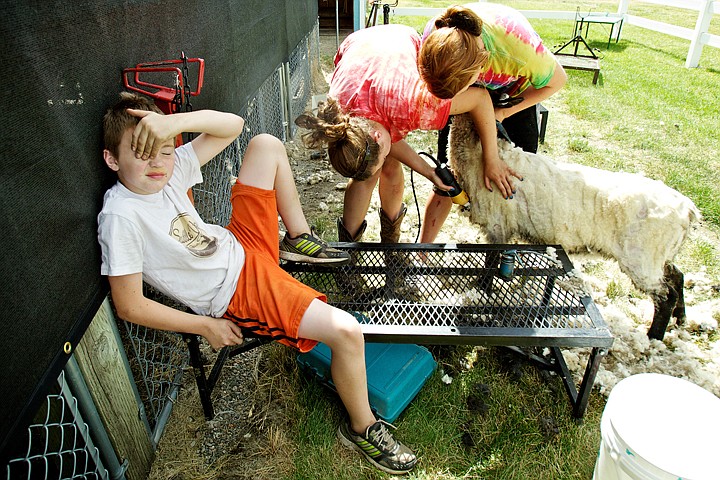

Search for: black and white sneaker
xmin=337 ymin=419 xmax=417 ymax=475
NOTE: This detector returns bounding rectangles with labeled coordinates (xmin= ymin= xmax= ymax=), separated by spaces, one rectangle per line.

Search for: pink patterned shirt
xmin=423 ymin=2 xmax=557 ymax=98
xmin=329 ymin=24 xmax=452 ymax=143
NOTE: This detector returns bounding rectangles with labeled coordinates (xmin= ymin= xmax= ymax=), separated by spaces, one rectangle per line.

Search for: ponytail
xmin=435 ymin=5 xmax=483 ymax=36
xmin=294 ymin=98 xmax=381 ymax=180
xmin=420 ymin=5 xmax=488 ymax=99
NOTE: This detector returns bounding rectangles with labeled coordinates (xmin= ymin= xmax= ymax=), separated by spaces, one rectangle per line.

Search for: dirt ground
xmin=147 ymin=30 xmax=720 ymax=480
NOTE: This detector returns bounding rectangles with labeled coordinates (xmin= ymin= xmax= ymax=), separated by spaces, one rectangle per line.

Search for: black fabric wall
xmin=0 ymin=0 xmax=317 ymax=455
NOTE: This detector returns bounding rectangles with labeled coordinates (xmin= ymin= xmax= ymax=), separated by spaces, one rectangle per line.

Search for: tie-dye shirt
xmin=329 ymin=24 xmax=452 ymax=143
xmin=423 ymin=2 xmax=557 ymax=97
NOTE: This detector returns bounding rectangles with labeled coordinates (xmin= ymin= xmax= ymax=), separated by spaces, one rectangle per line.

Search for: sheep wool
xmin=448 ymin=112 xmax=701 ymax=300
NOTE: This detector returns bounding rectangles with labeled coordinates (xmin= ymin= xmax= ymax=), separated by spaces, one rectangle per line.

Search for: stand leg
xmin=184 ymin=334 xmax=215 ymax=419
xmin=607 ymin=26 xmax=613 ymax=50
xmin=573 ymin=347 xmax=606 ymax=419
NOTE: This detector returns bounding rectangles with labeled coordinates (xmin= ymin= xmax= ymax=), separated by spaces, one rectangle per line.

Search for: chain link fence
xmin=287 ymin=22 xmax=320 ymax=138
xmin=118 ymin=312 xmax=188 ymax=442
xmin=4 ymin=371 xmax=108 ymax=480
xmin=3 ymin=23 xmax=320 ymax=480
xmin=196 ymin=20 xmax=319 ymax=224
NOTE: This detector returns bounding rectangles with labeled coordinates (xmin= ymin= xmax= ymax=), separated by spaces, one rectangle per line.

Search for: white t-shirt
xmin=97 ymin=143 xmax=245 ymax=317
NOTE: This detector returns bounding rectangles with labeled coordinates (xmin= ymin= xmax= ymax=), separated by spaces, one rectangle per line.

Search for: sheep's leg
xmin=648 ymin=264 xmax=683 ymax=340
xmin=649 ymin=292 xmax=675 ymax=340
xmin=667 ymin=263 xmax=686 ymax=325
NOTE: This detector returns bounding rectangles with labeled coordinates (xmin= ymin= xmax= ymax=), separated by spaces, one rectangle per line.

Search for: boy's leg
xmin=298 ymin=299 xmax=417 ymax=474
xmin=297 ymin=300 xmax=375 ymax=431
xmin=236 ymin=134 xmax=349 ymax=265
xmin=236 ymin=133 xmax=309 ymax=235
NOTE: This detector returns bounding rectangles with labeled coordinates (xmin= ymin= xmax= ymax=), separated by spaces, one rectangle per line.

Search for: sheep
xmin=447 ymin=113 xmax=701 ymax=340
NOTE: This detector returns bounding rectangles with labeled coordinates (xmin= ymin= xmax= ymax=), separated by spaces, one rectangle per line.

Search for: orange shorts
xmin=223 ymin=182 xmax=322 ymax=352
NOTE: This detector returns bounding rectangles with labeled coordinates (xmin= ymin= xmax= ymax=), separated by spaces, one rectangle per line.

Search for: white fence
xmin=391 ymin=0 xmax=718 ymax=68
xmin=618 ymin=0 xmax=719 ymax=67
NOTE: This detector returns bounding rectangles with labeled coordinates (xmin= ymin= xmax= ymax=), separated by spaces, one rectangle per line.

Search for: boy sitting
xmin=97 ymin=92 xmax=417 ymax=475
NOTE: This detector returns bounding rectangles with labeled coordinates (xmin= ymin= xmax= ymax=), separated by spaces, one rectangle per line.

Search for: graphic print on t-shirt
xmin=169 ymin=213 xmax=218 ymax=257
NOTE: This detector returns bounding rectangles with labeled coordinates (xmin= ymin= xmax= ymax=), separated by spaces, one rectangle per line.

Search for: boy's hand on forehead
xmin=127 ymin=108 xmax=176 ymax=160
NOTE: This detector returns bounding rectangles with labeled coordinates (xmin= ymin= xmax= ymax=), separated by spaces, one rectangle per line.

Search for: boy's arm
xmin=108 ymin=273 xmax=245 ymax=350
xmin=128 ymin=109 xmax=245 ymax=166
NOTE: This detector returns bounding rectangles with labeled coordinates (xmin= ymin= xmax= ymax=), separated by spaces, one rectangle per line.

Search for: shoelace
xmin=367 ymin=420 xmax=397 ymax=451
xmin=309 ymin=228 xmax=330 ymax=247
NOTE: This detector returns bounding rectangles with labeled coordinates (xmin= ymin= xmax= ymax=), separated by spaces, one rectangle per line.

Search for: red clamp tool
xmin=122 ymin=52 xmax=205 ymax=116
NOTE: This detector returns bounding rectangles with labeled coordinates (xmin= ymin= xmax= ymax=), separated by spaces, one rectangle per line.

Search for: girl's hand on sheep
xmin=483 ymin=156 xmax=523 ymax=199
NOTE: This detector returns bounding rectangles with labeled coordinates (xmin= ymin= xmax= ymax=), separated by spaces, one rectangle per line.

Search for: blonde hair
xmin=103 ymin=92 xmax=162 ymax=157
xmin=419 ymin=5 xmax=489 ymax=99
xmin=294 ymin=98 xmax=380 ymax=180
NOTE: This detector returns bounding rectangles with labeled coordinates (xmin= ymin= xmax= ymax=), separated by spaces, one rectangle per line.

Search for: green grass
xmin=687 ymin=240 xmax=720 ymax=271
xmin=556 ymin=32 xmax=719 ymax=224
xmin=266 ymin=345 xmax=604 ymax=480
xmin=280 ymin=2 xmax=720 ymax=478
xmin=523 ymin=15 xmax=720 ymax=228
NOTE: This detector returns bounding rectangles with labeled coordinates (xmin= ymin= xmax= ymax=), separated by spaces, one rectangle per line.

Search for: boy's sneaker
xmin=279 ymin=228 xmax=350 ymax=265
xmin=337 ymin=419 xmax=417 ymax=475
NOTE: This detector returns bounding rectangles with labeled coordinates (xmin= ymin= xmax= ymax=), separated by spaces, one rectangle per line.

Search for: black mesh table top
xmin=282 ymin=243 xmax=613 ymax=349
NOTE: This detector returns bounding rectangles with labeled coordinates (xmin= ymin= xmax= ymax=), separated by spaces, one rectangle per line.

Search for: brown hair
xmin=103 ymin=92 xmax=163 ymax=157
xmin=294 ymin=98 xmax=381 ymax=181
xmin=419 ymin=5 xmax=489 ymax=99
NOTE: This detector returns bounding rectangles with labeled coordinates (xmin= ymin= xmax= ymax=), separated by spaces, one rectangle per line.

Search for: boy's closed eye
xmin=138 ymin=148 xmax=172 ymax=162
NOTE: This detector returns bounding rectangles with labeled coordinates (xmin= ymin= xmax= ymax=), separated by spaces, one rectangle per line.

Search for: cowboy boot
xmin=338 ymin=217 xmax=366 ymax=242
xmin=379 ymin=204 xmax=406 ymax=244
xmin=336 ymin=218 xmax=372 ymax=302
xmin=379 ymin=204 xmax=418 ymax=296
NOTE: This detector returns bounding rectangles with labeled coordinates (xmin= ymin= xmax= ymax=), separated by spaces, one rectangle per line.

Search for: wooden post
xmin=75 ymin=298 xmax=154 ymax=480
xmin=686 ymin=0 xmax=713 ymax=68
xmin=616 ymin=0 xmax=630 ymax=16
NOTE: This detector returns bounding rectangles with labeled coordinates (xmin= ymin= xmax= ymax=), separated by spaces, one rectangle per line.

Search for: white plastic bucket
xmin=593 ymin=373 xmax=720 ymax=480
